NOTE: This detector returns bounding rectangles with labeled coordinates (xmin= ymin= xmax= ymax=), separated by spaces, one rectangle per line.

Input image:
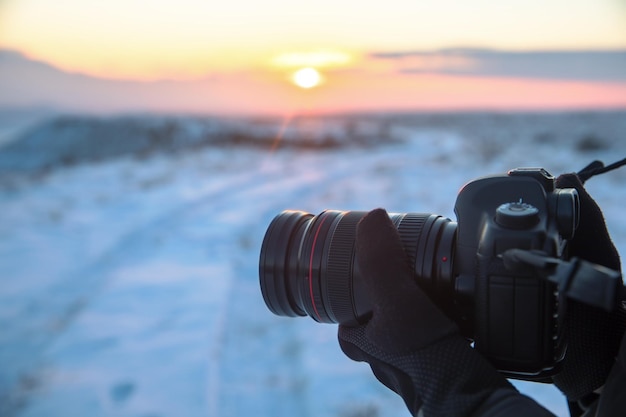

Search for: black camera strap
xmin=521 ymin=157 xmax=626 ymax=310
xmin=577 ymin=158 xmax=626 ymax=184
xmin=502 ymin=248 xmax=625 ymax=311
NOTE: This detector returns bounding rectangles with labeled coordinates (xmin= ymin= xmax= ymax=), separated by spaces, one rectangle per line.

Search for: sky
xmin=1 ymin=0 xmax=626 ymax=114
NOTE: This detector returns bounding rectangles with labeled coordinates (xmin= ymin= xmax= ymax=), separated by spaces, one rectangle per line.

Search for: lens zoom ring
xmin=325 ymin=212 xmax=364 ymax=323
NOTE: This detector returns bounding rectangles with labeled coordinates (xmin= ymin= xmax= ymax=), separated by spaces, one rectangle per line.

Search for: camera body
xmin=445 ymin=168 xmax=578 ymax=379
xmin=259 ymin=167 xmax=579 ymax=380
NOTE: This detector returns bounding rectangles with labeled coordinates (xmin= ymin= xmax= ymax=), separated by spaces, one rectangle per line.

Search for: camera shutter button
xmin=495 ymin=201 xmax=540 ymax=229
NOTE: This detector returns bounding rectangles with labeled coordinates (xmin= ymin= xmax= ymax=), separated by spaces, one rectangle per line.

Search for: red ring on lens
xmin=308 ymin=215 xmax=328 ymax=321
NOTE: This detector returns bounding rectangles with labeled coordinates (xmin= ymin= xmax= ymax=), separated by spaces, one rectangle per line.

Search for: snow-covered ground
xmin=1 ymin=111 xmax=625 ymax=417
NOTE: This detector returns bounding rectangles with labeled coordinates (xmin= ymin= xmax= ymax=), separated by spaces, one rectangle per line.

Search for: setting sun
xmin=292 ymin=67 xmax=322 ymax=89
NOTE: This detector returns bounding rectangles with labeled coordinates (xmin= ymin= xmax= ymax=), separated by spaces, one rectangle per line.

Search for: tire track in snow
xmin=5 ymin=148 xmax=374 ymax=416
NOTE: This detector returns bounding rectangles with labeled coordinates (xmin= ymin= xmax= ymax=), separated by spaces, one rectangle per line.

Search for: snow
xmin=1 ymin=111 xmax=625 ymax=417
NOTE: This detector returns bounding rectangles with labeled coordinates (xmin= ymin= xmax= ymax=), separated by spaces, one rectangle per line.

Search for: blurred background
xmin=1 ymin=1 xmax=625 ymax=416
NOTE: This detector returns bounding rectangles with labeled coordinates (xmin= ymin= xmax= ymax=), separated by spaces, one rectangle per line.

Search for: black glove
xmin=338 ymin=209 xmax=554 ymax=417
xmin=551 ymin=174 xmax=626 ymax=404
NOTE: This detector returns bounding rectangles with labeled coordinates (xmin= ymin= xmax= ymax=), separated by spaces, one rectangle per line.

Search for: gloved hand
xmin=552 ymin=174 xmax=626 ymax=405
xmin=338 ymin=209 xmax=554 ymax=417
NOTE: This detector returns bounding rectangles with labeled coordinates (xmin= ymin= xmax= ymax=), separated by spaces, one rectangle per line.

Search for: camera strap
xmin=522 ymin=157 xmax=626 ymax=310
xmin=502 ymin=249 xmax=625 ymax=312
xmin=577 ymin=158 xmax=626 ymax=184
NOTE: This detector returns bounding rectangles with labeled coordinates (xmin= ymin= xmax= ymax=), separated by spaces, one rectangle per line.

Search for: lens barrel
xmin=259 ymin=210 xmax=456 ymax=325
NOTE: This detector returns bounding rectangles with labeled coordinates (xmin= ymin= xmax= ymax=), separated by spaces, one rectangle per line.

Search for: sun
xmin=292 ymin=67 xmax=322 ymax=89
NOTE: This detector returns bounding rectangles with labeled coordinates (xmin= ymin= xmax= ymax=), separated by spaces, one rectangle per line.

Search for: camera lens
xmin=259 ymin=210 xmax=457 ymax=325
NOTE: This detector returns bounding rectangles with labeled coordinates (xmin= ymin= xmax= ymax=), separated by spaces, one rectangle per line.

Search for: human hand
xmin=337 ymin=209 xmax=548 ymax=416
xmin=551 ymin=174 xmax=626 ymax=402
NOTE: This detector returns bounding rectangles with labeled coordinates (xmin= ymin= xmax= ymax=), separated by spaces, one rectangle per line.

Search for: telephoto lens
xmin=259 ymin=209 xmax=456 ymax=326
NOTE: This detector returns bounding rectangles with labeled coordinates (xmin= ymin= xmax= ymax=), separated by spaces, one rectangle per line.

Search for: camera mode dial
xmin=495 ymin=201 xmax=539 ymax=229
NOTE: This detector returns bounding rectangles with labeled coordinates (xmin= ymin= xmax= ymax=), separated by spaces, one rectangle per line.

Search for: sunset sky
xmin=1 ymin=0 xmax=625 ymax=114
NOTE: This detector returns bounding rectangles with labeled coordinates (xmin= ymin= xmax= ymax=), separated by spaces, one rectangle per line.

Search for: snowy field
xmin=1 ymin=111 xmax=625 ymax=417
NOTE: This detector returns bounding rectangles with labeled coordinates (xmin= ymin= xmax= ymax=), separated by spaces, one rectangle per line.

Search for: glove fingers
xmin=354 ymin=209 xmax=458 ymax=353
xmin=553 ymin=173 xmax=626 ymax=399
xmin=356 ymin=208 xmax=415 ymax=298
xmin=556 ymin=173 xmax=620 ymax=271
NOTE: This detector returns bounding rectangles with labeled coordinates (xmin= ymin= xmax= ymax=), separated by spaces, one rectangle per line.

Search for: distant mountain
xmin=0 ymin=50 xmax=260 ymax=114
xmin=0 ymin=50 xmax=136 ymax=112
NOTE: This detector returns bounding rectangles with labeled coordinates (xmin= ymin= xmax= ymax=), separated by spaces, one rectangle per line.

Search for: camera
xmin=259 ymin=168 xmax=579 ymax=380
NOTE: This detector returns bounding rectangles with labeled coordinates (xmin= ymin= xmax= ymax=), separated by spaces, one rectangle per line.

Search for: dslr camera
xmin=259 ymin=168 xmax=580 ymax=380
